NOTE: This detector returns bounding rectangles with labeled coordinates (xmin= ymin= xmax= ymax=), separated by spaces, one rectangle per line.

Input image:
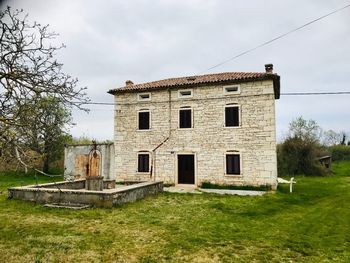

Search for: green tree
xmin=278 ymin=117 xmax=326 ymax=176
xmin=17 ymin=97 xmax=72 ymax=173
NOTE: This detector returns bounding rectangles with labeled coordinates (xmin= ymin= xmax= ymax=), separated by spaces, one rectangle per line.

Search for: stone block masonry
xmin=113 ymin=79 xmax=278 ymax=189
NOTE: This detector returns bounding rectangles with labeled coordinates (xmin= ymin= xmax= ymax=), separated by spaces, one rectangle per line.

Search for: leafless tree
xmin=0 ymin=7 xmax=89 ymax=174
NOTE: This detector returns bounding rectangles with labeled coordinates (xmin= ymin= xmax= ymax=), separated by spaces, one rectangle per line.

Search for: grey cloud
xmin=5 ymin=0 xmax=350 ymax=140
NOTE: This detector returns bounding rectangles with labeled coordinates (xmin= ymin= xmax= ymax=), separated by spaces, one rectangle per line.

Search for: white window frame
xmin=178 ymin=89 xmax=193 ymax=99
xmin=137 ymin=109 xmax=151 ymax=131
xmin=223 ymin=85 xmax=241 ymax=95
xmin=178 ymin=106 xmax=193 ymax=129
xmin=224 ymin=104 xmax=241 ymax=128
xmin=224 ymin=151 xmax=242 ymax=176
xmin=137 ymin=152 xmax=151 ymax=173
xmin=137 ymin=92 xmax=151 ymax=101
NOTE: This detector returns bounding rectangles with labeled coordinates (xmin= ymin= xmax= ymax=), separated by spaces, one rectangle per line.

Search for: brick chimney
xmin=265 ymin=64 xmax=273 ymax=74
xmin=125 ymin=80 xmax=134 ymax=86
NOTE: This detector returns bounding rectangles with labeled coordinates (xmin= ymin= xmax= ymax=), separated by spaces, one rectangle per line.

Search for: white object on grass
xmin=277 ymin=177 xmax=296 ymax=193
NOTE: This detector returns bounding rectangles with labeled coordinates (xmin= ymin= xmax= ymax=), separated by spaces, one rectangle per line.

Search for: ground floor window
xmin=138 ymin=153 xmax=150 ymax=172
xmin=226 ymin=154 xmax=240 ymax=175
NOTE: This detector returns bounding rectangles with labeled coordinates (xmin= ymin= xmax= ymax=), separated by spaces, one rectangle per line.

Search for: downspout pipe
xmin=150 ymin=88 xmax=172 ymax=181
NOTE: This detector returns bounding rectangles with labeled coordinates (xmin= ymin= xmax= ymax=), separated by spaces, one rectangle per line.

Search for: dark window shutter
xmin=225 ymin=107 xmax=239 ymax=127
xmin=139 ymin=111 xmax=150 ymax=130
xmin=226 ymin=154 xmax=240 ymax=175
xmin=226 ymin=155 xmax=233 ymax=174
xmin=138 ymin=154 xmax=149 ymax=172
xmin=232 ymin=154 xmax=240 ymax=174
xmin=179 ymin=109 xmax=191 ymax=128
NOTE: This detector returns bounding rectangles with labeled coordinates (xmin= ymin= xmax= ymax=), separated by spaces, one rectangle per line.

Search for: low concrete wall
xmin=8 ymin=180 xmax=163 ymax=208
xmin=112 ymin=181 xmax=164 ymax=206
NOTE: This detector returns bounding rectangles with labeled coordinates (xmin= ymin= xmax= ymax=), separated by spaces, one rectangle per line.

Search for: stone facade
xmin=113 ymin=78 xmax=279 ymax=189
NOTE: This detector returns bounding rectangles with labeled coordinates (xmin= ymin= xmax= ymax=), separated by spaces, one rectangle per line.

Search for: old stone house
xmin=108 ymin=64 xmax=280 ymax=189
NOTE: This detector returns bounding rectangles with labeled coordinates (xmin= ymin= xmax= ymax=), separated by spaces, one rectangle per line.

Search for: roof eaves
xmin=107 ymin=73 xmax=281 ymax=99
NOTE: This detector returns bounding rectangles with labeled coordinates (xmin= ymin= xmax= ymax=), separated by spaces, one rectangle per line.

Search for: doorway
xmin=177 ymin=154 xmax=195 ymax=184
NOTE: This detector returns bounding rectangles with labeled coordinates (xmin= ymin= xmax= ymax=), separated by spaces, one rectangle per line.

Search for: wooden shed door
xmin=178 ymin=155 xmax=195 ymax=184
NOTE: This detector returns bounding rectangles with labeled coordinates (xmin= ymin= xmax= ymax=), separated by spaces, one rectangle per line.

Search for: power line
xmin=282 ymin=91 xmax=350 ymax=96
xmin=84 ymin=102 xmax=115 ymax=105
xmin=79 ymin=91 xmax=350 ymax=107
xmin=75 ymin=4 xmax=350 ymax=108
xmin=199 ymin=3 xmax=350 ymax=74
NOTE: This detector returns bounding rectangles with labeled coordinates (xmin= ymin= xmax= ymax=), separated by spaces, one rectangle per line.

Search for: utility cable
xmin=78 ymin=91 xmax=350 ymax=107
xmin=198 ymin=3 xmax=350 ymax=73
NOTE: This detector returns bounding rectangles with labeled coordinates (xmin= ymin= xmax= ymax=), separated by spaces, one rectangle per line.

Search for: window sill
xmin=137 ymin=172 xmax=150 ymax=174
xmin=224 ymin=174 xmax=242 ymax=178
xmin=177 ymin=97 xmax=193 ymax=99
xmin=137 ymin=129 xmax=152 ymax=132
xmin=224 ymin=92 xmax=241 ymax=96
xmin=224 ymin=126 xmax=241 ymax=129
xmin=178 ymin=127 xmax=194 ymax=130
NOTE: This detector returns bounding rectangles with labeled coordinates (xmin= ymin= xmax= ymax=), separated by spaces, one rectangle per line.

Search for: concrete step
xmin=43 ymin=203 xmax=90 ymax=209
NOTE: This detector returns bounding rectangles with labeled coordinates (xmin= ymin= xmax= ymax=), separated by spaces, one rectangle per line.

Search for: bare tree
xmin=0 ymin=7 xmax=89 ymax=173
xmin=288 ymin=116 xmax=322 ymax=142
xmin=322 ymin=130 xmax=342 ymax=146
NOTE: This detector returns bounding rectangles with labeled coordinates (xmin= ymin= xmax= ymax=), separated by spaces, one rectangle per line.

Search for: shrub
xmin=200 ymin=182 xmax=272 ymax=191
xmin=277 ymin=136 xmax=327 ymax=176
xmin=328 ymin=145 xmax=350 ymax=161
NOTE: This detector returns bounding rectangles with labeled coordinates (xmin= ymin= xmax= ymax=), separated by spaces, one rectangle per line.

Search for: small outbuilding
xmin=64 ymin=143 xmax=115 ymax=181
xmin=318 ymin=155 xmax=332 ymax=171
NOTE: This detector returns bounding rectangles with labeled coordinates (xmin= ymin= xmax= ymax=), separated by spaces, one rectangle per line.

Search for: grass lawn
xmin=1 ymin=163 xmax=350 ymax=263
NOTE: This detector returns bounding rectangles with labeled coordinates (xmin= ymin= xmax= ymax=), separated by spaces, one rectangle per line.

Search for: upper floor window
xmin=178 ymin=89 xmax=193 ymax=99
xmin=226 ymin=153 xmax=241 ymax=175
xmin=137 ymin=93 xmax=151 ymax=101
xmin=179 ymin=108 xmax=192 ymax=129
xmin=225 ymin=105 xmax=240 ymax=127
xmin=138 ymin=110 xmax=150 ymax=130
xmin=223 ymin=85 xmax=240 ymax=95
xmin=138 ymin=153 xmax=150 ymax=172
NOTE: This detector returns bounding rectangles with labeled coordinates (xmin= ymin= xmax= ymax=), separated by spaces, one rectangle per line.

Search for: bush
xmin=328 ymin=145 xmax=350 ymax=161
xmin=277 ymin=136 xmax=327 ymax=176
xmin=200 ymin=182 xmax=272 ymax=191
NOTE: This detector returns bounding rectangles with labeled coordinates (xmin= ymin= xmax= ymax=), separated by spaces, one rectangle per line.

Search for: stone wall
xmin=64 ymin=143 xmax=115 ymax=180
xmin=113 ymin=80 xmax=278 ymax=189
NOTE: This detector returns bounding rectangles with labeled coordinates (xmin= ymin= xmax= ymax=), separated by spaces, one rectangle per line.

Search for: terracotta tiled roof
xmin=108 ymin=71 xmax=280 ymax=99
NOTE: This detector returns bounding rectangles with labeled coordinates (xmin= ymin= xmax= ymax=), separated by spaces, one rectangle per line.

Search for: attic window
xmin=178 ymin=89 xmax=193 ymax=98
xmin=224 ymin=85 xmax=240 ymax=95
xmin=137 ymin=93 xmax=151 ymax=101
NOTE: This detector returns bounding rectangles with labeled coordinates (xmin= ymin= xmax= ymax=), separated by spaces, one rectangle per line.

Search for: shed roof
xmin=108 ymin=71 xmax=281 ymax=99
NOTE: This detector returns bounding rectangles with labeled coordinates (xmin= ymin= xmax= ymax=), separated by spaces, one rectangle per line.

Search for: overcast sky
xmin=2 ymin=0 xmax=350 ymax=141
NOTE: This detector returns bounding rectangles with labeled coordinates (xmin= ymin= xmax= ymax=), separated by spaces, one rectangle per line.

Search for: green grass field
xmin=0 ymin=162 xmax=350 ymax=262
